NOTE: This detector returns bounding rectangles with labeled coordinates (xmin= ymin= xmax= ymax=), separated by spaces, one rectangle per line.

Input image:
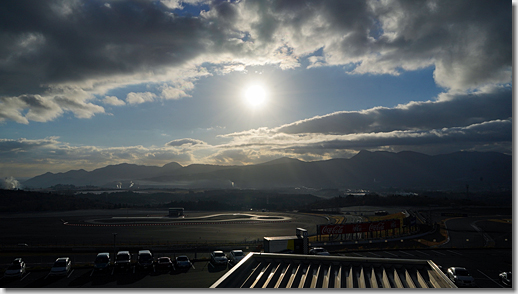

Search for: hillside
xmin=22 ymin=150 xmax=512 ymax=191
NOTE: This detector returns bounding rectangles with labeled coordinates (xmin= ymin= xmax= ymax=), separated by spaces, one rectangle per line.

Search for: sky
xmin=0 ymin=0 xmax=513 ymax=180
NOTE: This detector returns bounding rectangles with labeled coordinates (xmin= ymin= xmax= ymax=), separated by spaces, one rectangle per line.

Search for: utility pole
xmin=113 ymin=233 xmax=117 ymax=258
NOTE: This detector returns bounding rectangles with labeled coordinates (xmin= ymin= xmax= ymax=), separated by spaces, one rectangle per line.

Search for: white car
xmin=210 ymin=251 xmax=228 ymax=266
xmin=309 ymin=247 xmax=330 ymax=255
xmin=175 ymin=255 xmax=192 ymax=269
xmin=49 ymin=257 xmax=71 ymax=276
xmin=447 ymin=267 xmax=476 ymax=287
xmin=228 ymin=250 xmax=245 ymax=266
xmin=4 ymin=258 xmax=26 ymax=278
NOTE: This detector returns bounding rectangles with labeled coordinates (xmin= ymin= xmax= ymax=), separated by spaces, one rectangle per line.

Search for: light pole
xmin=113 ymin=233 xmax=117 ymax=257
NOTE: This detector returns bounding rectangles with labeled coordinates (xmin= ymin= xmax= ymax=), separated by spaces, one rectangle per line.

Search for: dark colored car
xmin=94 ymin=253 xmax=111 ymax=271
xmin=156 ymin=257 xmax=173 ymax=270
xmin=137 ymin=250 xmax=154 ymax=270
xmin=175 ymin=255 xmax=192 ymax=269
xmin=115 ymin=251 xmax=132 ymax=271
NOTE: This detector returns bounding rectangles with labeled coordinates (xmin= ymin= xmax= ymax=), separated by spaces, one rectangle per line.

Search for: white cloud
xmin=103 ymin=95 xmax=126 ymax=106
xmin=126 ymin=92 xmax=157 ymax=105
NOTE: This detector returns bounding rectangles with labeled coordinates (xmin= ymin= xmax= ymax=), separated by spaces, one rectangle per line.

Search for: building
xmin=210 ymin=252 xmax=456 ymax=288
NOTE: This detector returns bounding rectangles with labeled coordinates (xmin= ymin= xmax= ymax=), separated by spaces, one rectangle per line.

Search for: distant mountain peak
xmin=162 ymin=162 xmax=183 ymax=169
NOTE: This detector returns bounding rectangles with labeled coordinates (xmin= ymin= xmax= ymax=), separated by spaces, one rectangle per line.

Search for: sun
xmin=244 ymin=85 xmax=267 ymax=108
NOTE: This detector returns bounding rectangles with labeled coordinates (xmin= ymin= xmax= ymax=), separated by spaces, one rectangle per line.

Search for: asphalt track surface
xmin=0 ymin=209 xmax=328 ymax=247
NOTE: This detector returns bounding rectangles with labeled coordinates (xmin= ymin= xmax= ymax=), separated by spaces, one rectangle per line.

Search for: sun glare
xmin=244 ymin=85 xmax=267 ymax=108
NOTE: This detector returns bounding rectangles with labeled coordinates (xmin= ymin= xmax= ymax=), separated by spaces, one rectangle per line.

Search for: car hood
xmin=456 ymin=275 xmax=474 ymax=281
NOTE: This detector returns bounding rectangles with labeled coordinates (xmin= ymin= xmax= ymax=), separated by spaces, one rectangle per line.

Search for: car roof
xmin=56 ymin=257 xmax=69 ymax=261
xmin=96 ymin=252 xmax=110 ymax=257
xmin=449 ymin=267 xmax=467 ymax=271
xmin=138 ymin=250 xmax=152 ymax=254
xmin=231 ymin=250 xmax=243 ymax=253
xmin=213 ymin=250 xmax=224 ymax=254
xmin=117 ymin=251 xmax=130 ymax=255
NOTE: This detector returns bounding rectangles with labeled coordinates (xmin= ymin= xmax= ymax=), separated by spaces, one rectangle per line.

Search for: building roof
xmin=210 ymin=252 xmax=457 ymax=289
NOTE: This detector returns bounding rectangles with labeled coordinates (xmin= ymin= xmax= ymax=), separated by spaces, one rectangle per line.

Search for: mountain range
xmin=22 ymin=150 xmax=512 ymax=191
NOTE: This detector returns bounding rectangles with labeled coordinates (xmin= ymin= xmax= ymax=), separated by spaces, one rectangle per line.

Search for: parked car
xmin=3 ymin=258 xmax=26 ymax=278
xmin=137 ymin=250 xmax=154 ymax=270
xmin=228 ymin=250 xmax=245 ymax=266
xmin=93 ymin=252 xmax=111 ymax=271
xmin=49 ymin=257 xmax=71 ymax=276
xmin=175 ymin=255 xmax=192 ymax=269
xmin=309 ymin=247 xmax=330 ymax=256
xmin=114 ymin=251 xmax=132 ymax=271
xmin=447 ymin=267 xmax=476 ymax=287
xmin=210 ymin=251 xmax=228 ymax=266
xmin=156 ymin=257 xmax=173 ymax=270
xmin=499 ymin=271 xmax=512 ymax=287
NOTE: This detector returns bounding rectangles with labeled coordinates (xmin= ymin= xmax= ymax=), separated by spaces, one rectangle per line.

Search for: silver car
xmin=49 ymin=257 xmax=71 ymax=276
xmin=210 ymin=251 xmax=228 ymax=266
xmin=447 ymin=267 xmax=476 ymax=287
xmin=4 ymin=258 xmax=26 ymax=278
xmin=228 ymin=250 xmax=245 ymax=266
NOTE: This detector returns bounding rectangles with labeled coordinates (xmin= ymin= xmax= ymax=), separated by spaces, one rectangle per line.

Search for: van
xmin=137 ymin=250 xmax=154 ymax=270
xmin=115 ymin=251 xmax=132 ymax=271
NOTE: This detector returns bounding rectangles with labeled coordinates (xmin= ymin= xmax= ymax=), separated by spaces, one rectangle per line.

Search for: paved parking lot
xmin=1 ymin=258 xmax=230 ymax=288
xmin=1 ymin=248 xmax=511 ymax=288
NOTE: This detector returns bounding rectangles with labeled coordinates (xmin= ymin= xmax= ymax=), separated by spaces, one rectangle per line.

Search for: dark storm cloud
xmin=165 ymin=138 xmax=207 ymax=147
xmin=0 ymin=137 xmax=58 ymax=153
xmin=275 ymin=88 xmax=512 ymax=135
xmin=0 ymin=0 xmax=510 ymax=98
xmin=0 ymin=0 xmax=211 ymax=95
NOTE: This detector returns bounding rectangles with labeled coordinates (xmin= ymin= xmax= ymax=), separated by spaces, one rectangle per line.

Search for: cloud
xmin=273 ymin=87 xmax=511 ymax=135
xmin=166 ymin=138 xmax=207 ymax=147
xmin=218 ymin=86 xmax=512 ymax=158
xmin=0 ymin=0 xmax=509 ymax=125
xmin=0 ymin=137 xmax=60 ymax=153
xmin=126 ymin=92 xmax=157 ymax=104
xmin=103 ymin=96 xmax=126 ymax=106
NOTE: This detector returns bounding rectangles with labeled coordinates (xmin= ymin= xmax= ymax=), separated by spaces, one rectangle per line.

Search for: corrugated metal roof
xmin=211 ymin=253 xmax=457 ymax=288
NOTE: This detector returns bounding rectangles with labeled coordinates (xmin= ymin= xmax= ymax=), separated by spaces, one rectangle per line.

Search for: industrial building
xmin=211 ymin=252 xmax=457 ymax=289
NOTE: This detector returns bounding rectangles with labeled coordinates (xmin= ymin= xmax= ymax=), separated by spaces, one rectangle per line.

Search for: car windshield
xmin=54 ymin=260 xmax=67 ymax=267
xmin=177 ymin=256 xmax=188 ymax=261
xmin=214 ymin=252 xmax=224 ymax=257
xmin=455 ymin=269 xmax=470 ymax=276
xmin=95 ymin=256 xmax=109 ymax=263
xmin=233 ymin=252 xmax=243 ymax=256
xmin=7 ymin=263 xmax=21 ymax=270
xmin=117 ymin=254 xmax=129 ymax=261
xmin=158 ymin=257 xmax=169 ymax=262
xmin=140 ymin=254 xmax=152 ymax=262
